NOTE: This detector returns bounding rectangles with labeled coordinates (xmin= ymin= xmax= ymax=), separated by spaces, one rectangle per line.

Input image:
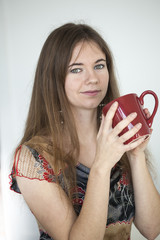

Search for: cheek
xmin=102 ymin=75 xmax=109 ymax=93
xmin=65 ymin=75 xmax=80 ymax=94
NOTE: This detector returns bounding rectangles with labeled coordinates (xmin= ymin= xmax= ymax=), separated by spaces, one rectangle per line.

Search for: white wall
xmin=1 ymin=0 xmax=160 ymax=239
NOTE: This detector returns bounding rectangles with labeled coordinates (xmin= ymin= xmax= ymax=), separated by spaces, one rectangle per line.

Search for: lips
xmin=81 ymin=90 xmax=101 ymax=96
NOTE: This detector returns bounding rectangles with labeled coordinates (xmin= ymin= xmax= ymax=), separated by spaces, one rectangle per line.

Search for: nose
xmin=85 ymin=69 xmax=99 ymax=84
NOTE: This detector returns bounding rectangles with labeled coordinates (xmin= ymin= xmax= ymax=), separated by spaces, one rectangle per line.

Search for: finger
xmin=113 ymin=112 xmax=137 ymax=136
xmin=143 ymin=135 xmax=151 ymax=143
xmin=150 ymin=128 xmax=153 ymax=134
xmin=119 ymin=122 xmax=142 ymax=143
xmin=125 ymin=136 xmax=146 ymax=151
xmin=97 ymin=114 xmax=105 ymax=139
xmin=143 ymin=108 xmax=151 ymax=118
xmin=103 ymin=101 xmax=118 ymax=129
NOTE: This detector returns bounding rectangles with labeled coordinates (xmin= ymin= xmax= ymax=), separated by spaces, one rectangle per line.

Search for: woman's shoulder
xmin=9 ymin=137 xmax=61 ymax=194
xmin=18 ymin=144 xmax=57 ymax=182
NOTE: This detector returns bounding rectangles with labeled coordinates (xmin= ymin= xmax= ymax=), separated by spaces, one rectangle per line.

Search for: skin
xmin=16 ymin=41 xmax=160 ymax=240
xmin=65 ymin=41 xmax=109 ymax=112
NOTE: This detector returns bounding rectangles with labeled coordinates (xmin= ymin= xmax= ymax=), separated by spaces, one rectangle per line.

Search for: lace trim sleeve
xmin=9 ymin=145 xmax=60 ymax=193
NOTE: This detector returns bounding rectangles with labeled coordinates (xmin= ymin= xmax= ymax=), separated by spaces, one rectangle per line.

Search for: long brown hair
xmin=18 ymin=23 xmax=129 ymax=197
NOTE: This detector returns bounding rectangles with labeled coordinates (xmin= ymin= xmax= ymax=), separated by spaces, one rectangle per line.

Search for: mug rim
xmin=104 ymin=93 xmax=138 ymax=107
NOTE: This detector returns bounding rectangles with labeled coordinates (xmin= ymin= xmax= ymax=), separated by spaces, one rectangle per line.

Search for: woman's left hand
xmin=127 ymin=108 xmax=152 ymax=158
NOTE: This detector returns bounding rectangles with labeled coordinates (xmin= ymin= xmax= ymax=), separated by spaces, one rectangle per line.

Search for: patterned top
xmin=9 ymin=144 xmax=135 ymax=240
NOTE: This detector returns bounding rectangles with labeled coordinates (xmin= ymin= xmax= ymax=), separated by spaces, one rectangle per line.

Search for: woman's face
xmin=65 ymin=41 xmax=109 ymax=112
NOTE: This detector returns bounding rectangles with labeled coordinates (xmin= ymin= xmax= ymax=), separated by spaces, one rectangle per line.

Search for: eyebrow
xmin=68 ymin=58 xmax=106 ymax=68
xmin=95 ymin=58 xmax=106 ymax=63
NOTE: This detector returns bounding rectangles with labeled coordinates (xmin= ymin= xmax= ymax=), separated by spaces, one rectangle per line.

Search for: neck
xmin=72 ymin=108 xmax=98 ymax=143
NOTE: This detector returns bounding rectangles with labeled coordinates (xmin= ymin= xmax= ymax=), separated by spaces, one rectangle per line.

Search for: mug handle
xmin=139 ymin=90 xmax=159 ymax=128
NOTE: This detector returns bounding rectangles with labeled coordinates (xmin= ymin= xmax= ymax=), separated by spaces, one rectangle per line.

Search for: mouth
xmin=81 ymin=90 xmax=101 ymax=96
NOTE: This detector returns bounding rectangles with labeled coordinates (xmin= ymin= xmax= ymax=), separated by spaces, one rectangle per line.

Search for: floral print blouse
xmin=9 ymin=144 xmax=135 ymax=240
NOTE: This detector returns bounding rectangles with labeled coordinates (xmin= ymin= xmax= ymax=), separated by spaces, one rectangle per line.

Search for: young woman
xmin=10 ymin=23 xmax=160 ymax=240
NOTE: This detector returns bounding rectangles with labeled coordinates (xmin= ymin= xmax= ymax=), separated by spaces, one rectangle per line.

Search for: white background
xmin=0 ymin=0 xmax=160 ymax=239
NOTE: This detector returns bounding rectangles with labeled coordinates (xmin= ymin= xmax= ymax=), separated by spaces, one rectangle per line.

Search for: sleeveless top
xmin=9 ymin=144 xmax=135 ymax=240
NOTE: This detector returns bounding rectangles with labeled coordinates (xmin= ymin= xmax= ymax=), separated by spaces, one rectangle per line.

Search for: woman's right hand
xmin=94 ymin=101 xmax=145 ymax=172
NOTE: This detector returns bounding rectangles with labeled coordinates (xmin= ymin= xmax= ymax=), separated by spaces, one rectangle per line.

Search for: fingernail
xmin=113 ymin=101 xmax=118 ymax=107
xmin=130 ymin=112 xmax=137 ymax=117
xmin=137 ymin=123 xmax=142 ymax=128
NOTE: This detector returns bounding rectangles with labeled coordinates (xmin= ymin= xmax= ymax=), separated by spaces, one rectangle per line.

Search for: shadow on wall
xmin=0 ymin=170 xmax=7 ymax=240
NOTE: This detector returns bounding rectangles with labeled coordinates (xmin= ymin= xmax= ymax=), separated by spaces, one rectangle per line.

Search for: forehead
xmin=69 ymin=41 xmax=105 ymax=63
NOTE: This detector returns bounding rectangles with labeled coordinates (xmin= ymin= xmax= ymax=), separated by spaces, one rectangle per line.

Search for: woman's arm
xmin=127 ymin=109 xmax=160 ymax=239
xmin=128 ymin=150 xmax=160 ymax=240
xmin=16 ymin=160 xmax=111 ymax=240
xmin=70 ymin=103 xmax=146 ymax=239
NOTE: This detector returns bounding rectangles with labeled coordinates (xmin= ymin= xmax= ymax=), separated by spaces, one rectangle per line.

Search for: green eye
xmin=94 ymin=64 xmax=104 ymax=70
xmin=71 ymin=68 xmax=82 ymax=73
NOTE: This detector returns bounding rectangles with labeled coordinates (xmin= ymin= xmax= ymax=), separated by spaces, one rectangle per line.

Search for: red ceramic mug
xmin=102 ymin=90 xmax=159 ymax=144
